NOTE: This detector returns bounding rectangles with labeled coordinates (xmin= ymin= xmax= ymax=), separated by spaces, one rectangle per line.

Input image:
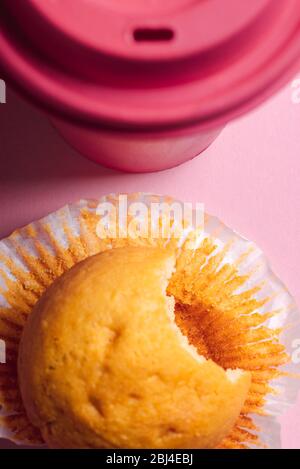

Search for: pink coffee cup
xmin=1 ymin=0 xmax=300 ymax=172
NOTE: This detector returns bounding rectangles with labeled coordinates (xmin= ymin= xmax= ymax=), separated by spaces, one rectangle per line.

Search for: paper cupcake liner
xmin=0 ymin=193 xmax=299 ymax=448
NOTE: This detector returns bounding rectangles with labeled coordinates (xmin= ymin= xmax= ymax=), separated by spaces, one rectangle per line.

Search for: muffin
xmin=18 ymin=246 xmax=251 ymax=449
xmin=0 ymin=194 xmax=298 ymax=448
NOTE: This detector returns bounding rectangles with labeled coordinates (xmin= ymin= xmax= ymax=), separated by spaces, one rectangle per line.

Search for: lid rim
xmin=3 ymin=51 xmax=300 ymax=136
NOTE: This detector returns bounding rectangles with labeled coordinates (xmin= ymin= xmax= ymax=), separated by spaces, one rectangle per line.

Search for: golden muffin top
xmin=18 ymin=246 xmax=250 ymax=449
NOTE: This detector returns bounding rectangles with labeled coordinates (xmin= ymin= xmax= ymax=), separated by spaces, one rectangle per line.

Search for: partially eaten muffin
xmin=18 ymin=246 xmax=251 ymax=449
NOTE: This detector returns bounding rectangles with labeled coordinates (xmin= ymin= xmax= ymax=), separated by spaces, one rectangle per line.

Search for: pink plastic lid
xmin=1 ymin=0 xmax=300 ymax=131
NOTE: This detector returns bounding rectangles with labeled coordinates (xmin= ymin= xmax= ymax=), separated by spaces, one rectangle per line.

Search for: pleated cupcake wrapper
xmin=0 ymin=193 xmax=299 ymax=448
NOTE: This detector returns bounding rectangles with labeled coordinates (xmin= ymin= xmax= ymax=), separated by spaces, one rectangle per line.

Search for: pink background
xmin=0 ymin=80 xmax=300 ymax=449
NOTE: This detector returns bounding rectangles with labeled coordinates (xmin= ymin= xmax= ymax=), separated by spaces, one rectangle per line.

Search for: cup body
xmin=53 ymin=118 xmax=223 ymax=173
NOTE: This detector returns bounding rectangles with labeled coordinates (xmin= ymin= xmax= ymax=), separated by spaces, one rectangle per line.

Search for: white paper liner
xmin=0 ymin=193 xmax=299 ymax=449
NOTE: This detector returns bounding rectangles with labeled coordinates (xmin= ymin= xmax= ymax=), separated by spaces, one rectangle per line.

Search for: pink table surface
xmin=0 ymin=80 xmax=300 ymax=449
